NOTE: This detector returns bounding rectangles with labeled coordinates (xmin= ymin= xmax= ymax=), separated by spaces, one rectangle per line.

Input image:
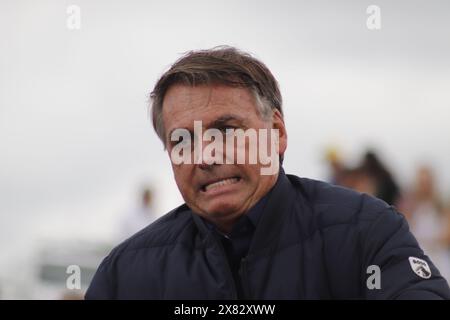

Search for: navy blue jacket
xmin=86 ymin=171 xmax=450 ymax=299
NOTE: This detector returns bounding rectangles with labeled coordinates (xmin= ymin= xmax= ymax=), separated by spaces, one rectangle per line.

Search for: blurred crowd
xmin=325 ymin=148 xmax=450 ymax=280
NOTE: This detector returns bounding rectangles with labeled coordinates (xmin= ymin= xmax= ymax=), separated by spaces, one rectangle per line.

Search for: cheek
xmin=238 ymin=165 xmax=260 ymax=186
xmin=172 ymin=165 xmax=195 ymax=193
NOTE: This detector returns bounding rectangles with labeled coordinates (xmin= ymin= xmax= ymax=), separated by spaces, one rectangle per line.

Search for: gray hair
xmin=149 ymin=46 xmax=283 ymax=148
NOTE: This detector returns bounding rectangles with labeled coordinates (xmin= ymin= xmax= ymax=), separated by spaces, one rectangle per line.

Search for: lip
xmin=199 ymin=176 xmax=242 ymax=195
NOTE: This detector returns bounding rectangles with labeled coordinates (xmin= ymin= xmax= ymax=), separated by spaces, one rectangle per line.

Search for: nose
xmin=196 ymin=138 xmax=223 ymax=170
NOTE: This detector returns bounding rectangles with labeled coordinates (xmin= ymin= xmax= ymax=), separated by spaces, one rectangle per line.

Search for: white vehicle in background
xmin=34 ymin=240 xmax=113 ymax=299
xmin=0 ymin=239 xmax=113 ymax=300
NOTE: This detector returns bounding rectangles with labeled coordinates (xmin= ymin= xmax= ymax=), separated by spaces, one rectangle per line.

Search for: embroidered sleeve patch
xmin=408 ymin=256 xmax=432 ymax=279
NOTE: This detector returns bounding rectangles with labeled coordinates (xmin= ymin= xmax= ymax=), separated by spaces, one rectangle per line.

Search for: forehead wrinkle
xmin=163 ymin=85 xmax=257 ymax=138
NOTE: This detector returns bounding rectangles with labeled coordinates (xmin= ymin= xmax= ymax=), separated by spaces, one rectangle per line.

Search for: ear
xmin=272 ymin=110 xmax=287 ymax=157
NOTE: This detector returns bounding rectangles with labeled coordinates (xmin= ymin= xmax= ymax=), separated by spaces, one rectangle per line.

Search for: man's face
xmin=162 ymin=85 xmax=287 ymax=231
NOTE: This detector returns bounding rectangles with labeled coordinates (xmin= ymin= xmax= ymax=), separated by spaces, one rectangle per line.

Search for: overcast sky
xmin=1 ymin=0 xmax=449 ymax=282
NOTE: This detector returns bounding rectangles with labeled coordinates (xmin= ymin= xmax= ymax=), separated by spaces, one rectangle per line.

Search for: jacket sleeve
xmin=362 ymin=207 xmax=450 ymax=299
xmin=85 ymin=255 xmax=116 ymax=300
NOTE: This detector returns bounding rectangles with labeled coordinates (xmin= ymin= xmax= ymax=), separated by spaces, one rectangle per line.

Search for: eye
xmin=219 ymin=125 xmax=237 ymax=133
xmin=170 ymin=136 xmax=191 ymax=148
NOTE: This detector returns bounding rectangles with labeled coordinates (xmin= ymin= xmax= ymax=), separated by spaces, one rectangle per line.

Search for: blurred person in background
xmin=359 ymin=151 xmax=401 ymax=206
xmin=326 ymin=149 xmax=394 ymax=203
xmin=324 ymin=146 xmax=346 ymax=185
xmin=338 ymin=167 xmax=377 ymax=197
xmin=399 ymin=166 xmax=450 ymax=281
xmin=118 ymin=186 xmax=157 ymax=240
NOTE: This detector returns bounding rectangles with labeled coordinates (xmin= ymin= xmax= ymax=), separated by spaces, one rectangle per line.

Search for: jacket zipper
xmin=214 ymin=237 xmax=239 ymax=300
xmin=240 ymin=258 xmax=251 ymax=299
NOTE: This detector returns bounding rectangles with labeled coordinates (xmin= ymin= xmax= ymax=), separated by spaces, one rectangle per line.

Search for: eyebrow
xmin=207 ymin=114 xmax=245 ymax=129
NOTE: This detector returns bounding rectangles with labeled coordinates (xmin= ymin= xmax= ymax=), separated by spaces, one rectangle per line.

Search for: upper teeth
xmin=204 ymin=178 xmax=239 ymax=191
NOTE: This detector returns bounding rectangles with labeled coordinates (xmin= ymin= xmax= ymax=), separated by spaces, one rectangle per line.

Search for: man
xmin=86 ymin=46 xmax=450 ymax=299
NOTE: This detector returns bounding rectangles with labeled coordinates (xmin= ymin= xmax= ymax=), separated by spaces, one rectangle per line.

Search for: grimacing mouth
xmin=200 ymin=176 xmax=242 ymax=192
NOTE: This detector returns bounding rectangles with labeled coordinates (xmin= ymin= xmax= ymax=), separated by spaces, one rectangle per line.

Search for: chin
xmin=203 ymin=201 xmax=242 ymax=217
